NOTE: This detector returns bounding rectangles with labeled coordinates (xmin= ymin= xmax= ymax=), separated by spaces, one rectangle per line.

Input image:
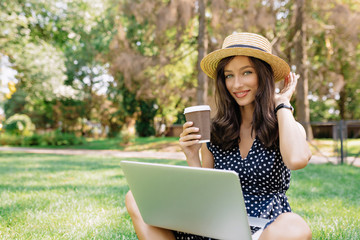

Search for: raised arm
xmin=275 ymin=72 xmax=312 ymax=170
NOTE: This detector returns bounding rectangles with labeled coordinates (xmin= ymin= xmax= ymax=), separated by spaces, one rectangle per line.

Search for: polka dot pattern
xmin=173 ymin=137 xmax=291 ymax=239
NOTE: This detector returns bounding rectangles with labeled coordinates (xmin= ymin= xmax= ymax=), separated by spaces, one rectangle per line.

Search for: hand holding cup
xmin=179 ymin=105 xmax=211 ymax=156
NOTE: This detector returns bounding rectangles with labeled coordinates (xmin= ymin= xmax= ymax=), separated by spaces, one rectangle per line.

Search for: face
xmin=224 ymin=56 xmax=259 ymax=108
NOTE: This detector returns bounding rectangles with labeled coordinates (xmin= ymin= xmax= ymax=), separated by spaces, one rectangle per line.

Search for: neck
xmin=240 ymin=104 xmax=254 ymax=128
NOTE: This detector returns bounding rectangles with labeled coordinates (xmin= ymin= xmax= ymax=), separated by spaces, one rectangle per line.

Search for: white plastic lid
xmin=184 ymin=105 xmax=211 ymax=114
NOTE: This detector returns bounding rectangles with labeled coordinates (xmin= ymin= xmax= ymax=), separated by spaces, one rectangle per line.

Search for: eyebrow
xmin=224 ymin=65 xmax=254 ymax=72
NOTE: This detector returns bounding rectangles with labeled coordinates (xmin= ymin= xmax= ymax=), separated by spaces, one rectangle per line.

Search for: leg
xmin=259 ymin=212 xmax=312 ymax=240
xmin=125 ymin=191 xmax=176 ymax=240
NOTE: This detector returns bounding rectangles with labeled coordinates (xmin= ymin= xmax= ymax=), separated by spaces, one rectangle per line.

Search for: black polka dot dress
xmin=173 ymin=137 xmax=291 ymax=240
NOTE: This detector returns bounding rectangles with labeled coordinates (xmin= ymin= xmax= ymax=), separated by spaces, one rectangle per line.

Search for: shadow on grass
xmin=1 ymin=152 xmax=359 ymax=239
xmin=0 ymin=183 xmax=129 ymax=194
xmin=0 ymin=151 xmax=186 ymax=174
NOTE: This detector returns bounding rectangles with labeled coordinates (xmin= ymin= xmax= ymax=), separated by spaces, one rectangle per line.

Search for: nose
xmin=233 ymin=75 xmax=244 ymax=89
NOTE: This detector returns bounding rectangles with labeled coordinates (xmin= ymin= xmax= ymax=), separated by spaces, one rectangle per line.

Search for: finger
xmin=289 ymin=73 xmax=299 ymax=87
xmin=284 ymin=74 xmax=290 ymax=85
xmin=179 ymin=134 xmax=201 ymax=143
xmin=180 ymin=139 xmax=201 ymax=146
xmin=294 ymin=73 xmax=300 ymax=82
xmin=180 ymin=122 xmax=196 ymax=138
xmin=284 ymin=72 xmax=295 ymax=89
xmin=183 ymin=121 xmax=193 ymax=130
xmin=179 ymin=127 xmax=200 ymax=138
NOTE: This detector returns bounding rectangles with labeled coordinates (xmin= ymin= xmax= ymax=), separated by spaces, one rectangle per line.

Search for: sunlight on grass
xmin=0 ymin=153 xmax=359 ymax=239
xmin=288 ymin=164 xmax=360 ymax=239
xmin=0 ymin=153 xmax=147 ymax=239
xmin=309 ymin=138 xmax=360 ymax=158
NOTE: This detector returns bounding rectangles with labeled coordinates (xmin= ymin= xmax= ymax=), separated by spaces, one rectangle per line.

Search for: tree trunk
xmin=196 ymin=0 xmax=208 ymax=105
xmin=294 ymin=0 xmax=313 ymax=140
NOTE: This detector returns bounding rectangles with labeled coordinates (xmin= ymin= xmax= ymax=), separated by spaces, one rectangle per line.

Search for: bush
xmin=0 ymin=131 xmax=84 ymax=147
xmin=22 ymin=134 xmax=42 ymax=146
xmin=119 ymin=129 xmax=135 ymax=146
xmin=3 ymin=114 xmax=35 ymax=136
xmin=0 ymin=133 xmax=23 ymax=146
xmin=135 ymin=99 xmax=157 ymax=137
xmin=51 ymin=131 xmax=84 ymax=146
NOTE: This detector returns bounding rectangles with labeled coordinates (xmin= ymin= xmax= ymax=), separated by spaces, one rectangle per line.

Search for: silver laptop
xmin=121 ymin=161 xmax=269 ymax=240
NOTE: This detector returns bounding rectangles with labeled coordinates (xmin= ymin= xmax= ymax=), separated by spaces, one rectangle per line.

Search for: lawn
xmin=20 ymin=136 xmax=360 ymax=159
xmin=0 ymin=152 xmax=359 ymax=239
xmin=21 ymin=136 xmax=181 ymax=152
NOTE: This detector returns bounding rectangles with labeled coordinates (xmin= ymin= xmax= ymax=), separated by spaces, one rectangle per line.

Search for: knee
xmin=279 ymin=213 xmax=312 ymax=240
xmin=262 ymin=212 xmax=312 ymax=240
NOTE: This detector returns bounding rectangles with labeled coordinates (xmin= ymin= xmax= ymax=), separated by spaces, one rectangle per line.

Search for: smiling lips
xmin=234 ymin=90 xmax=250 ymax=98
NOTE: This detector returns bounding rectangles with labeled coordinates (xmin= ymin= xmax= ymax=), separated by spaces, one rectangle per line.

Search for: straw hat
xmin=200 ymin=32 xmax=290 ymax=81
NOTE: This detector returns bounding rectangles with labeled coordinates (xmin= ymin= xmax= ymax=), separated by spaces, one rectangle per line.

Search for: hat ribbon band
xmin=225 ymin=44 xmax=267 ymax=53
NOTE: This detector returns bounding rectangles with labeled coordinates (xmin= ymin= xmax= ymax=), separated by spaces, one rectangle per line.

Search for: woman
xmin=125 ymin=32 xmax=312 ymax=240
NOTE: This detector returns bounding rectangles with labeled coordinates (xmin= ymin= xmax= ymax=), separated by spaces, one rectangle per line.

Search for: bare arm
xmin=275 ymin=72 xmax=312 ymax=170
xmin=277 ymin=110 xmax=311 ymax=170
xmin=201 ymin=143 xmax=214 ymax=168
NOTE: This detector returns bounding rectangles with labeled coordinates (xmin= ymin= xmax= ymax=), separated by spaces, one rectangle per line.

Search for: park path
xmin=0 ymin=146 xmax=186 ymax=160
xmin=0 ymin=146 xmax=359 ymax=167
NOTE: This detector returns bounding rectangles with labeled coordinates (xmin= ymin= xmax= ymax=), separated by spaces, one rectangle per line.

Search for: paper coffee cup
xmin=184 ymin=105 xmax=211 ymax=143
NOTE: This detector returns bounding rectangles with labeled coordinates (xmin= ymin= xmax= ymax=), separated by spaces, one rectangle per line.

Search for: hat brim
xmin=200 ymin=48 xmax=290 ymax=82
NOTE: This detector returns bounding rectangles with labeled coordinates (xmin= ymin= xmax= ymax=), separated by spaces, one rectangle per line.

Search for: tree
xmin=2 ymin=0 xmax=360 ymax=139
xmin=304 ymin=0 xmax=360 ymax=121
xmin=196 ymin=0 xmax=208 ymax=105
xmin=1 ymin=0 xmax=113 ymax=133
xmin=293 ymin=0 xmax=313 ymax=140
xmin=106 ymin=0 xmax=199 ymax=134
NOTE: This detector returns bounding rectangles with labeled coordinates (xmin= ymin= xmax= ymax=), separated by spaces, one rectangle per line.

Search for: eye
xmin=243 ymin=71 xmax=253 ymax=76
xmin=225 ymin=74 xmax=233 ymax=79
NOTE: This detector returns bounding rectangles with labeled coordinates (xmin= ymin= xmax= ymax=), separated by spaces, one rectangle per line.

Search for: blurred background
xmin=1 ymin=0 xmax=359 ymax=162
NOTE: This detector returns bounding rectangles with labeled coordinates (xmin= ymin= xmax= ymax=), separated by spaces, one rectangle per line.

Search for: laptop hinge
xmin=248 ymin=216 xmax=270 ymax=228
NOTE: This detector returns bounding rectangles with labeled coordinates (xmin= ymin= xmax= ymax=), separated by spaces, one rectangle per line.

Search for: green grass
xmin=0 ymin=152 xmax=184 ymax=239
xmin=288 ymin=164 xmax=360 ymax=239
xmin=0 ymin=153 xmax=359 ymax=239
xmin=347 ymin=139 xmax=360 ymax=157
xmin=10 ymin=136 xmax=360 ymax=159
xmin=21 ymin=136 xmax=180 ymax=151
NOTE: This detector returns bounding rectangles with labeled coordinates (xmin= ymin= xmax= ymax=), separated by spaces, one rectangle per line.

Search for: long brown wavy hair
xmin=211 ymin=56 xmax=279 ymax=150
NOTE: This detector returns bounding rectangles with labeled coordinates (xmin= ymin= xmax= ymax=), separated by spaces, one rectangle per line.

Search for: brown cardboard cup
xmin=184 ymin=105 xmax=211 ymax=143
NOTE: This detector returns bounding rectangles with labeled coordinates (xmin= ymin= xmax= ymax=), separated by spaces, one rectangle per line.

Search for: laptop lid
xmin=121 ymin=160 xmax=253 ymax=240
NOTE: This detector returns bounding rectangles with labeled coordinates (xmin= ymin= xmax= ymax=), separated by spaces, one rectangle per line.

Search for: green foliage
xmin=0 ymin=131 xmax=84 ymax=146
xmin=0 ymin=133 xmax=23 ymax=146
xmin=340 ymin=82 xmax=360 ymax=120
xmin=119 ymin=129 xmax=135 ymax=145
xmin=309 ymin=99 xmax=341 ymax=122
xmin=1 ymin=0 xmax=360 ymax=139
xmin=105 ymin=76 xmax=139 ymax=138
xmin=135 ymin=99 xmax=158 ymax=137
xmin=28 ymin=131 xmax=85 ymax=146
xmin=1 ymin=0 xmax=112 ymax=135
xmin=174 ymin=111 xmax=186 ymax=125
xmin=3 ymin=114 xmax=35 ymax=136
xmin=3 ymin=89 xmax=27 ymax=118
